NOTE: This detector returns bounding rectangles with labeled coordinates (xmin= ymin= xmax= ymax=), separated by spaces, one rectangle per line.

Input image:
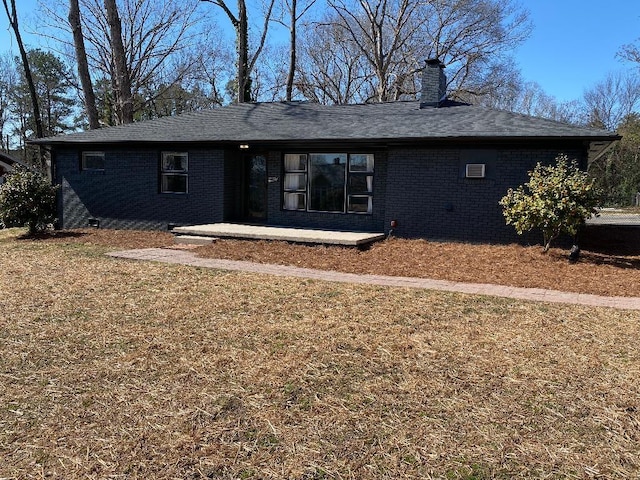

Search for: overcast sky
xmin=1 ymin=0 xmax=638 ymax=104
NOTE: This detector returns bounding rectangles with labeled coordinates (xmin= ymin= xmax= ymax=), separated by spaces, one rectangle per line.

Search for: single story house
xmin=33 ymin=60 xmax=620 ymax=243
xmin=0 ymin=152 xmax=28 ymax=185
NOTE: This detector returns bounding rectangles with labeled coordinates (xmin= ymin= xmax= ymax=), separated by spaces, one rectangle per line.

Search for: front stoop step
xmin=172 ymin=223 xmax=385 ymax=246
xmin=174 ymin=235 xmax=217 ymax=246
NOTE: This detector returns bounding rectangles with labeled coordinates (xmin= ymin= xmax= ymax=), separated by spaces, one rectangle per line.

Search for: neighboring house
xmin=32 ymin=60 xmax=620 ymax=243
xmin=0 ymin=152 xmax=28 ymax=185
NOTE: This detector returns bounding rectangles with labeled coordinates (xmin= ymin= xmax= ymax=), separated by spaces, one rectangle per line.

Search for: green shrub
xmin=499 ymin=154 xmax=600 ymax=252
xmin=0 ymin=166 xmax=59 ymax=235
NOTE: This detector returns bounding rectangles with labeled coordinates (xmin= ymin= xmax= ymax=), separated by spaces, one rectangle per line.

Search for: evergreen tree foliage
xmin=0 ymin=165 xmax=58 ymax=234
xmin=589 ymin=114 xmax=640 ymax=207
xmin=500 ymin=155 xmax=600 ymax=252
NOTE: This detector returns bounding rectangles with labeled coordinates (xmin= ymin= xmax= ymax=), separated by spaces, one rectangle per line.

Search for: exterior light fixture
xmin=387 ymin=219 xmax=398 ymax=240
xmin=239 ymin=144 xmax=249 ymax=150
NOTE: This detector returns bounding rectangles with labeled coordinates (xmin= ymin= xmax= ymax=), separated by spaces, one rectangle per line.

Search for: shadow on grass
xmin=16 ymin=230 xmax=87 ymax=242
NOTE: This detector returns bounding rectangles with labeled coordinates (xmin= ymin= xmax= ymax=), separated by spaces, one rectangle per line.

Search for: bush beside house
xmin=500 ymin=154 xmax=601 ymax=252
xmin=0 ymin=166 xmax=58 ymax=234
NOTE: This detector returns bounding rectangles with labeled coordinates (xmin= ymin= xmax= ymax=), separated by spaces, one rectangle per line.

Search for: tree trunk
xmin=69 ymin=0 xmax=99 ymax=129
xmin=285 ymin=0 xmax=297 ymax=101
xmin=104 ymin=0 xmax=134 ymax=124
xmin=2 ymin=0 xmax=45 ymax=170
xmin=201 ymin=0 xmax=275 ymax=103
xmin=237 ymin=0 xmax=251 ymax=103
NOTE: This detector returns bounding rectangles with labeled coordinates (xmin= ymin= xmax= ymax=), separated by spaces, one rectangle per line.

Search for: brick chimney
xmin=420 ymin=59 xmax=446 ymax=108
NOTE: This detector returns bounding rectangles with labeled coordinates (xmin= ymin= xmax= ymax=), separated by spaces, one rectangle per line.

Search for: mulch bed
xmin=20 ymin=225 xmax=640 ymax=297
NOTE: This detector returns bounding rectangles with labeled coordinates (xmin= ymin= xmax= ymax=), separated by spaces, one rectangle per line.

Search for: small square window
xmin=161 ymin=174 xmax=187 ymax=194
xmin=349 ymin=154 xmax=374 ymax=172
xmin=284 ymin=154 xmax=307 ymax=172
xmin=283 ymin=192 xmax=306 ymax=210
xmin=162 ymin=152 xmax=188 ymax=172
xmin=161 ymin=152 xmax=188 ymax=193
xmin=348 ymin=195 xmax=372 ymax=214
xmin=284 ymin=173 xmax=307 ymax=191
xmin=82 ymin=151 xmax=105 ymax=171
xmin=349 ymin=175 xmax=373 ymax=194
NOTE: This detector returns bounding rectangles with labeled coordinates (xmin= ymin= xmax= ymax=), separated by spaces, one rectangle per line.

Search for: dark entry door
xmin=245 ymin=155 xmax=267 ymax=222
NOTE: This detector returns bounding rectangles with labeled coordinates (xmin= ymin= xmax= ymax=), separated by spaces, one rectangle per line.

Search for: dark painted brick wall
xmin=384 ymin=146 xmax=585 ymax=242
xmin=53 ymin=143 xmax=587 ymax=244
xmin=55 ymin=147 xmax=225 ymax=230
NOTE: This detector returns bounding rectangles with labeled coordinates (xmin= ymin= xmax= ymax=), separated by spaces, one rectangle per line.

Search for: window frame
xmin=160 ymin=151 xmax=188 ymax=194
xmin=81 ymin=151 xmax=105 ymax=171
xmin=283 ymin=154 xmax=308 ymax=210
xmin=282 ymin=152 xmax=374 ymax=215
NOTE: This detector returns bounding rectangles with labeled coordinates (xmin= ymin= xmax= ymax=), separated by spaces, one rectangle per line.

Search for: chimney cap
xmin=425 ymin=58 xmax=445 ymax=68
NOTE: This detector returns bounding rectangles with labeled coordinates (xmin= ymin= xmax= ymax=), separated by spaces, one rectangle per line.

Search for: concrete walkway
xmin=108 ymin=248 xmax=640 ymax=311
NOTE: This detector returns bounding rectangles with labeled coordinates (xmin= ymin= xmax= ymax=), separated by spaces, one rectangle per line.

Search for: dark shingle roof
xmin=33 ymin=100 xmax=618 ymax=145
xmin=0 ymin=151 xmax=29 ymax=168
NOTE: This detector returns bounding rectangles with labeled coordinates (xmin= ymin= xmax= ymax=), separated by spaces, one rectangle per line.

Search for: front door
xmin=245 ymin=154 xmax=267 ymax=222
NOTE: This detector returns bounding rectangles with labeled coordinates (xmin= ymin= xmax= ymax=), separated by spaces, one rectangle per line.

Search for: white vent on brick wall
xmin=465 ymin=163 xmax=485 ymax=178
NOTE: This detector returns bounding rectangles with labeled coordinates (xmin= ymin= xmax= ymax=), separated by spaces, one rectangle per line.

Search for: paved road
xmin=587 ymin=213 xmax=640 ymax=226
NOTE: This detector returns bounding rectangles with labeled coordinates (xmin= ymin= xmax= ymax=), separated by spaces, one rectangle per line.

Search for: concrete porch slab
xmin=174 ymin=235 xmax=217 ymax=245
xmin=172 ymin=223 xmax=385 ymax=246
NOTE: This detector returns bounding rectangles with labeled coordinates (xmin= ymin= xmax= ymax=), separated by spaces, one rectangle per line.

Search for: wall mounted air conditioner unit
xmin=465 ymin=163 xmax=486 ymax=178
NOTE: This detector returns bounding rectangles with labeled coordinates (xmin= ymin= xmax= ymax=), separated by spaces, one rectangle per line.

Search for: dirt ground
xmin=26 ymin=225 xmax=640 ymax=298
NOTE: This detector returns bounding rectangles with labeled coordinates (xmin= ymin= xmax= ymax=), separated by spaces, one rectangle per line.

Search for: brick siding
xmin=54 ymin=143 xmax=587 ymax=243
xmin=384 ymin=146 xmax=585 ymax=243
xmin=55 ymin=147 xmax=224 ymax=230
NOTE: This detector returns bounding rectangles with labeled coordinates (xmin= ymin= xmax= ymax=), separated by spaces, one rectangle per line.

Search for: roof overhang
xmin=33 ymin=134 xmax=622 ymax=150
xmin=0 ymin=152 xmax=29 ymax=172
xmin=587 ymin=138 xmax=620 ymax=164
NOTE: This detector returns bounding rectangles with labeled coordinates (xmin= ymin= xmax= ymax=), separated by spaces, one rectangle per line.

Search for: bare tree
xmin=40 ymin=0 xmax=206 ymax=124
xmin=298 ymin=0 xmax=530 ymax=105
xmin=200 ymin=0 xmax=276 ymax=103
xmin=273 ymin=0 xmax=317 ymax=101
xmin=103 ymin=0 xmax=133 ymax=123
xmin=2 ymin=0 xmax=44 ymax=140
xmin=584 ymin=71 xmax=640 ymax=130
xmin=69 ymin=0 xmax=99 ymax=128
xmin=325 ymin=0 xmax=422 ymax=102
xmin=297 ymin=19 xmax=371 ymax=104
xmin=421 ymin=0 xmax=531 ymax=100
xmin=0 ymin=54 xmax=17 ymax=151
xmin=618 ymin=40 xmax=640 ymax=65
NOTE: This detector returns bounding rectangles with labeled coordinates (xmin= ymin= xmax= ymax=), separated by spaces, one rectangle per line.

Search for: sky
xmin=0 ymin=0 xmax=638 ymax=104
xmin=518 ymin=0 xmax=639 ymax=102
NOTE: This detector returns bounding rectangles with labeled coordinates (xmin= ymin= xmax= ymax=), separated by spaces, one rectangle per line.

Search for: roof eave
xmin=31 ymin=133 xmax=622 ymax=148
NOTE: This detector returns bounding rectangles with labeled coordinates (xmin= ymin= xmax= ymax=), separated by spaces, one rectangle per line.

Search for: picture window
xmin=283 ymin=153 xmax=373 ymax=214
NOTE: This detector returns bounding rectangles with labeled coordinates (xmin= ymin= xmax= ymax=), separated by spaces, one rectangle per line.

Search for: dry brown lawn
xmin=1 ymin=228 xmax=639 ymax=479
